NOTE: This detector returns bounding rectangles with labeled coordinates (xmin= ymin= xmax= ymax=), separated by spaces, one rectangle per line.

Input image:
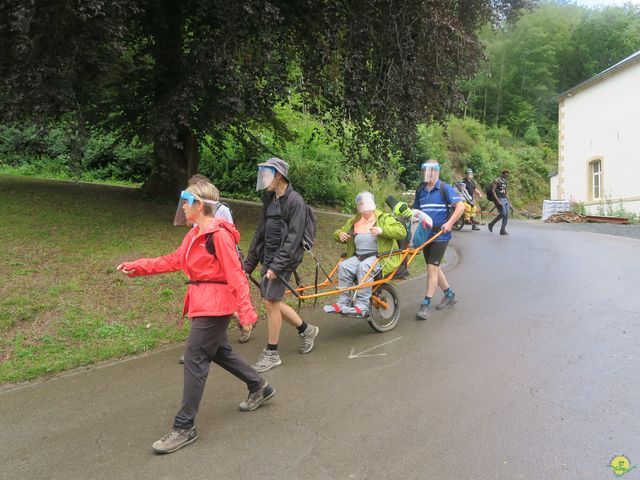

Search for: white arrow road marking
xmin=348 ymin=336 xmax=403 ymax=359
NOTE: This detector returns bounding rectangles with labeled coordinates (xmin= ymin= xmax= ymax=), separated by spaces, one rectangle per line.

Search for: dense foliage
xmin=2 ymin=1 xmax=638 ymax=210
xmin=0 ymin=0 xmax=531 ymax=197
xmin=462 ymin=2 xmax=640 ymax=142
xmin=0 ymin=111 xmax=552 ymax=211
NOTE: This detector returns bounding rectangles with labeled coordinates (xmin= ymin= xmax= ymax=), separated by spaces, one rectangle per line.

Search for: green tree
xmin=462 ymin=1 xmax=640 ymax=139
xmin=1 ymin=0 xmax=532 ymax=197
xmin=560 ymin=4 xmax=640 ymax=92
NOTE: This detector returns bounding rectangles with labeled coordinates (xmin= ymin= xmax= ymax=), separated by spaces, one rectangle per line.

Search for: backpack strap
xmin=204 ymin=229 xmax=245 ymax=272
xmin=204 ymin=232 xmax=216 ymax=256
xmin=440 ymin=182 xmax=452 ymax=219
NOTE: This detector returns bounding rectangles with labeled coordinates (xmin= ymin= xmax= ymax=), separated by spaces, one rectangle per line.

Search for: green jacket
xmin=334 ymin=209 xmax=407 ymax=277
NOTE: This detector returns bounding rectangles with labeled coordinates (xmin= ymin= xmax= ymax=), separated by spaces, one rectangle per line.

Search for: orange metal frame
xmin=278 ymin=230 xmax=444 ymax=304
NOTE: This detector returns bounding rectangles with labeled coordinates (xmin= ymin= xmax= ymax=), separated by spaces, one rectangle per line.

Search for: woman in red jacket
xmin=117 ymin=180 xmax=274 ymax=454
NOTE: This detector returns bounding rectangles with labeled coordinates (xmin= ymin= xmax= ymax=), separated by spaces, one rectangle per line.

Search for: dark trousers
xmin=173 ymin=316 xmax=263 ymax=429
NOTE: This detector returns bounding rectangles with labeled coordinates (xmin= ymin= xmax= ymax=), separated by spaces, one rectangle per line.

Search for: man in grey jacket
xmin=244 ymin=158 xmax=319 ymax=372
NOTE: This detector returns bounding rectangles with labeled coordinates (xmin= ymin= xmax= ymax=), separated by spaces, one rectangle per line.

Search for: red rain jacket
xmin=121 ymin=219 xmax=257 ymax=326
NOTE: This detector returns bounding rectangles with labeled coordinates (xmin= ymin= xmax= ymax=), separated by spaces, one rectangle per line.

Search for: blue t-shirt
xmin=412 ymin=180 xmax=461 ymax=242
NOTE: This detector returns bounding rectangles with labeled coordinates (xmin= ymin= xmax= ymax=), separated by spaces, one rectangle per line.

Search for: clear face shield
xmin=355 ymin=191 xmax=376 ymax=214
xmin=256 ymin=166 xmax=277 ymax=191
xmin=422 ymin=162 xmax=440 ymax=184
xmin=173 ymin=190 xmax=217 ymax=226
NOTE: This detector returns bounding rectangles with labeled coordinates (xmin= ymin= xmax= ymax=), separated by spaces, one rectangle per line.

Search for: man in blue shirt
xmin=412 ymin=160 xmax=466 ymax=320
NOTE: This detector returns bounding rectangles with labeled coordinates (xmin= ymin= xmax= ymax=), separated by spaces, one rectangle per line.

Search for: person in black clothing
xmin=488 ymin=170 xmax=512 ymax=235
xmin=461 ymin=168 xmax=483 ymax=230
xmin=244 ymin=158 xmax=319 ymax=373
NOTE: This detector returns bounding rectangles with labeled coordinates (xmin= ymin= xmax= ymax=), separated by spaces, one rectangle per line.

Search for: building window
xmin=591 ymin=159 xmax=602 ymax=200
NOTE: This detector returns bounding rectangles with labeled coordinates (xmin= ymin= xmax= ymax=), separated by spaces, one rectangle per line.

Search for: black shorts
xmin=259 ymin=267 xmax=293 ymax=301
xmin=422 ymin=240 xmax=448 ymax=266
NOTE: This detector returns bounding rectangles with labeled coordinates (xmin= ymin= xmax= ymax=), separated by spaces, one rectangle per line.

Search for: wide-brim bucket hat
xmin=257 ymin=157 xmax=290 ymax=182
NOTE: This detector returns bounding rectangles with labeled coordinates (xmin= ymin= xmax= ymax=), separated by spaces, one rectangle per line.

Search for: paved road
xmin=2 ymin=221 xmax=639 ymax=480
xmin=531 ymin=219 xmax=640 ymax=241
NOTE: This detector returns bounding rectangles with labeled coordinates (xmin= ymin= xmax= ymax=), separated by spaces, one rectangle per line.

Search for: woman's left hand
xmin=370 ymin=227 xmax=383 ymax=236
xmin=266 ymin=269 xmax=277 ymax=280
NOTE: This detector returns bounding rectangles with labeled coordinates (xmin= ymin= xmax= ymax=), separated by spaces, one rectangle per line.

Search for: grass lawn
xmin=0 ymin=174 xmax=424 ymax=384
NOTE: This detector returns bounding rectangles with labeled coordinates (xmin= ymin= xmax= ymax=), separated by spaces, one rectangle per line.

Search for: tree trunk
xmin=142 ymin=130 xmax=200 ymax=200
xmin=142 ymin=0 xmax=196 ymax=200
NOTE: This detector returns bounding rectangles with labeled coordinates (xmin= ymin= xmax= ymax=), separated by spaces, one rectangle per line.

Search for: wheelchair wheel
xmin=452 ymin=217 xmax=464 ymax=231
xmin=368 ymin=283 xmax=400 ymax=333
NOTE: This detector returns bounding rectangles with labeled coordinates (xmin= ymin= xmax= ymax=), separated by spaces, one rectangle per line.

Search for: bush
xmin=200 ymin=100 xmax=406 ymax=208
xmin=523 ymin=123 xmax=542 ymax=146
xmin=447 ymin=123 xmax=475 ymax=154
xmin=2 ymin=105 xmax=556 ymax=212
xmin=338 ymin=171 xmax=404 ymax=214
xmin=0 ymin=121 xmax=152 ymax=184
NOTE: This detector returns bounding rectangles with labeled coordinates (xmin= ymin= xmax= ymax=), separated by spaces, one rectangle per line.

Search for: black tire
xmin=452 ymin=217 xmax=464 ymax=230
xmin=367 ymin=283 xmax=400 ymax=333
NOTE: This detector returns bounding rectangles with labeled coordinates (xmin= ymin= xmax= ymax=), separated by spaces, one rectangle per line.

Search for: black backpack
xmin=301 ymin=203 xmax=317 ymax=251
xmin=484 ymin=182 xmax=496 ymax=199
xmin=204 ymin=230 xmax=246 ymax=271
xmin=267 ymin=192 xmax=317 ymax=252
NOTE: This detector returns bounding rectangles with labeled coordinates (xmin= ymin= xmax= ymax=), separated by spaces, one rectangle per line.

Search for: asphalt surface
xmin=531 ymin=220 xmax=640 ymax=241
xmin=2 ymin=220 xmax=639 ymax=480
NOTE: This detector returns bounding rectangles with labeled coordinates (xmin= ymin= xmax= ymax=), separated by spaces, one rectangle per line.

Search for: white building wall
xmin=560 ymin=61 xmax=640 ymax=214
xmin=549 ymin=174 xmax=559 ymax=200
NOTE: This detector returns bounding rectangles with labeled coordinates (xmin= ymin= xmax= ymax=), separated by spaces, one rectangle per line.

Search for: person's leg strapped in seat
xmin=324 ymin=256 xmax=360 ymax=313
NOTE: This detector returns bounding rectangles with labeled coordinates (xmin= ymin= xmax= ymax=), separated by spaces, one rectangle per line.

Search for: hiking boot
xmin=239 ymin=381 xmax=276 ymax=412
xmin=500 ymin=231 xmax=510 ymax=236
xmin=178 ymin=354 xmax=185 ymax=364
xmin=253 ymin=348 xmax=282 ymax=373
xmin=238 ymin=326 xmax=253 ymax=344
xmin=472 ymin=225 xmax=480 ymax=231
xmin=341 ymin=305 xmax=369 ymax=318
xmin=299 ymin=324 xmax=319 ymax=354
xmin=415 ymin=303 xmax=431 ymax=320
xmin=435 ymin=292 xmax=457 ymax=310
xmin=152 ymin=427 xmax=198 ymax=454
xmin=488 ymin=222 xmax=494 ymax=233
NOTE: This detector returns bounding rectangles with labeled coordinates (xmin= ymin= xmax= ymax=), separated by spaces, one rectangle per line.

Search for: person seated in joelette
xmin=454 ymin=180 xmax=479 ymax=229
xmin=324 ymin=191 xmax=406 ymax=317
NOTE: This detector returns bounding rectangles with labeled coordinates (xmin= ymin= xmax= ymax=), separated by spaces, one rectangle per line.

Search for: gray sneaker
xmin=253 ymin=348 xmax=282 ymax=373
xmin=178 ymin=354 xmax=185 ymax=364
xmin=299 ymin=324 xmax=319 ymax=354
xmin=239 ymin=381 xmax=275 ymax=411
xmin=415 ymin=303 xmax=431 ymax=320
xmin=435 ymin=293 xmax=457 ymax=310
xmin=238 ymin=326 xmax=252 ymax=344
xmin=152 ymin=426 xmax=198 ymax=454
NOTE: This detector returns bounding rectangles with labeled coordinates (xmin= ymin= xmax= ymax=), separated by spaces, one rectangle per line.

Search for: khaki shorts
xmin=259 ymin=267 xmax=293 ymax=301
